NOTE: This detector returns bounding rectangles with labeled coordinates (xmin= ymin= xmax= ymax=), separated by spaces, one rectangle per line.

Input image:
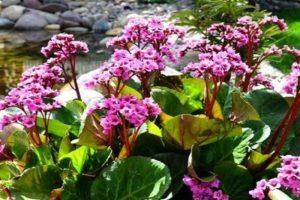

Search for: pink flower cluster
xmin=107 ymin=17 xmax=185 ymax=63
xmin=249 ymin=73 xmax=274 ymax=90
xmin=207 ymin=16 xmax=286 ymax=48
xmin=88 ymin=95 xmax=161 ymax=134
xmin=283 ymin=62 xmax=300 ymax=95
xmin=249 ymin=155 xmax=300 ymax=199
xmin=41 ymin=33 xmax=89 ymax=65
xmin=86 ymin=47 xmax=165 ymax=89
xmin=0 ymin=64 xmax=63 ymax=130
xmin=182 ymin=44 xmax=249 ymax=79
xmin=183 ymin=175 xmax=229 ymax=200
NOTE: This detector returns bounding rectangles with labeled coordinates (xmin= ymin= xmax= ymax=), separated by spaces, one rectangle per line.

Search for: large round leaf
xmin=162 ymin=114 xmax=242 ymax=150
xmin=214 ymin=162 xmax=253 ymax=200
xmin=244 ymin=89 xmax=289 ymax=131
xmin=11 ymin=165 xmax=63 ymax=199
xmin=91 ymin=156 xmax=171 ymax=200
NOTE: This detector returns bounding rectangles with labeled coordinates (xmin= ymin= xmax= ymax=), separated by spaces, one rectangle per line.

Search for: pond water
xmin=0 ymin=30 xmax=111 ymax=96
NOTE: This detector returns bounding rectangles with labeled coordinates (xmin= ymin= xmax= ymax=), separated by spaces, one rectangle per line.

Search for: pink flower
xmin=183 ymin=175 xmax=229 ymax=200
xmin=88 ymin=95 xmax=161 ymax=135
xmin=41 ymin=33 xmax=89 ymax=64
xmin=283 ymin=62 xmax=300 ymax=95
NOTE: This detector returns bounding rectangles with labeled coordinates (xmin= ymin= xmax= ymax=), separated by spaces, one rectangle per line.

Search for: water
xmin=0 ymin=30 xmax=112 ymax=96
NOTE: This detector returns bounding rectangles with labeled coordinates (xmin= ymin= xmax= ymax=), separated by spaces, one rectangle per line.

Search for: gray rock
xmin=61 ymin=11 xmax=81 ymax=23
xmin=68 ymin=2 xmax=84 ymax=9
xmin=1 ymin=5 xmax=25 ymax=22
xmin=92 ymin=19 xmax=111 ymax=33
xmin=61 ymin=20 xmax=80 ymax=28
xmin=22 ymin=0 xmax=43 ymax=9
xmin=27 ymin=9 xmax=60 ymax=24
xmin=0 ymin=17 xmax=14 ymax=29
xmin=73 ymin=7 xmax=88 ymax=14
xmin=40 ymin=3 xmax=68 ymax=13
xmin=81 ymin=16 xmax=94 ymax=29
xmin=22 ymin=30 xmax=54 ymax=42
xmin=63 ymin=27 xmax=89 ymax=34
xmin=42 ymin=0 xmax=66 ymax=4
xmin=15 ymin=13 xmax=48 ymax=30
xmin=44 ymin=24 xmax=61 ymax=30
xmin=2 ymin=0 xmax=21 ymax=7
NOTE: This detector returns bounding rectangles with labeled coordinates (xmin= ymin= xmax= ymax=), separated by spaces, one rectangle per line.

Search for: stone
xmin=119 ymin=13 xmax=140 ymax=27
xmin=42 ymin=0 xmax=66 ymax=4
xmin=22 ymin=0 xmax=43 ymax=9
xmin=73 ymin=7 xmax=88 ymax=14
xmin=1 ymin=5 xmax=25 ymax=22
xmin=61 ymin=11 xmax=81 ymax=23
xmin=40 ymin=3 xmax=68 ymax=13
xmin=81 ymin=16 xmax=94 ymax=29
xmin=105 ymin=27 xmax=123 ymax=36
xmin=21 ymin=30 xmax=53 ymax=42
xmin=61 ymin=20 xmax=80 ymax=28
xmin=92 ymin=19 xmax=111 ymax=33
xmin=44 ymin=24 xmax=61 ymax=30
xmin=68 ymin=2 xmax=84 ymax=9
xmin=27 ymin=9 xmax=60 ymax=24
xmin=2 ymin=0 xmax=21 ymax=7
xmin=0 ymin=17 xmax=15 ymax=29
xmin=15 ymin=13 xmax=48 ymax=30
xmin=63 ymin=27 xmax=89 ymax=34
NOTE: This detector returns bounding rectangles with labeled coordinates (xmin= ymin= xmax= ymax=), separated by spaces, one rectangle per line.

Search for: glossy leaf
xmin=0 ymin=163 xmax=20 ymax=180
xmin=11 ymin=165 xmax=63 ymax=199
xmin=37 ymin=117 xmax=71 ymax=138
xmin=59 ymin=146 xmax=89 ymax=173
xmin=91 ymin=156 xmax=171 ymax=200
xmin=62 ymin=175 xmax=94 ymax=200
xmin=214 ymin=162 xmax=253 ymax=200
xmin=232 ymin=92 xmax=260 ymax=122
xmin=162 ymin=114 xmax=242 ymax=150
xmin=6 ymin=131 xmax=29 ymax=160
xmin=74 ymin=113 xmax=107 ymax=149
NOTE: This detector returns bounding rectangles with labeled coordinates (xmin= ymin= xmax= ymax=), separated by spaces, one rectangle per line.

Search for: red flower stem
xmin=261 ymin=94 xmax=299 ymax=170
xmin=264 ymin=94 xmax=298 ymax=154
xmin=121 ymin=120 xmax=131 ymax=156
xmin=70 ymin=57 xmax=82 ymax=100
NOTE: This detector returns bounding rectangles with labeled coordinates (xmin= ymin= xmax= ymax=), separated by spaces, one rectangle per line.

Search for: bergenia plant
xmin=0 ymin=64 xmax=63 ymax=145
xmin=41 ymin=33 xmax=89 ymax=100
xmin=0 ymin=15 xmax=299 ymax=200
xmin=207 ymin=16 xmax=287 ymax=91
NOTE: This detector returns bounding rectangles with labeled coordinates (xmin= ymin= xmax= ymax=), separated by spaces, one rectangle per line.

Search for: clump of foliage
xmin=171 ymin=0 xmax=267 ymax=32
xmin=0 ymin=16 xmax=299 ymax=200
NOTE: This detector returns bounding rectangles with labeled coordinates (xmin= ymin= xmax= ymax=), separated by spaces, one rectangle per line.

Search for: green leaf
xmin=33 ymin=145 xmax=54 ymax=165
xmin=59 ymin=146 xmax=89 ymax=173
xmin=214 ymin=162 xmax=254 ymax=200
xmin=147 ymin=121 xmax=162 ymax=137
xmin=242 ymin=120 xmax=271 ymax=149
xmin=37 ymin=118 xmax=71 ymax=137
xmin=246 ymin=151 xmax=272 ymax=171
xmin=119 ymin=84 xmax=142 ymax=99
xmin=74 ymin=113 xmax=107 ymax=149
xmin=152 ymin=86 xmax=202 ymax=116
xmin=83 ymin=148 xmax=112 ymax=173
xmin=232 ymin=92 xmax=260 ymax=122
xmin=6 ymin=131 xmax=29 ymax=160
xmin=288 ymin=136 xmax=300 ymax=156
xmin=91 ymin=156 xmax=171 ymax=200
xmin=65 ymin=100 xmax=86 ymax=119
xmin=217 ymin=83 xmax=235 ymax=118
xmin=132 ymin=134 xmax=166 ymax=157
xmin=0 ymin=163 xmax=20 ymax=180
xmin=58 ymin=136 xmax=73 ymax=159
xmin=153 ymin=153 xmax=187 ymax=198
xmin=11 ymin=165 xmax=63 ymax=199
xmin=162 ymin=114 xmax=242 ymax=150
xmin=244 ymin=89 xmax=289 ymax=131
xmin=62 ymin=175 xmax=94 ymax=200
